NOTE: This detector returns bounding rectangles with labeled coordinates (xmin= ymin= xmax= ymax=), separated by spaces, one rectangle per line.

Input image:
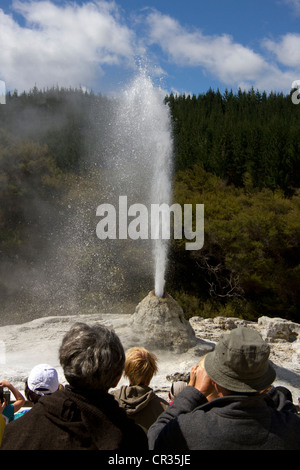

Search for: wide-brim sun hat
xmin=204 ymin=327 xmax=276 ymax=393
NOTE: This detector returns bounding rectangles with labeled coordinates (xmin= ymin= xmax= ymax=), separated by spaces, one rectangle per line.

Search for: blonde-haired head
xmin=124 ymin=347 xmax=158 ymax=386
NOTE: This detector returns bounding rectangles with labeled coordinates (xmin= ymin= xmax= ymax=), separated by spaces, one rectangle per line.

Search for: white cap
xmin=28 ymin=364 xmax=59 ymax=396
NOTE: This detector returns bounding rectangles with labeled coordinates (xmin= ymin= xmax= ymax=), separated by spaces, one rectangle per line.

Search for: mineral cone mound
xmin=130 ymin=290 xmax=198 ymax=353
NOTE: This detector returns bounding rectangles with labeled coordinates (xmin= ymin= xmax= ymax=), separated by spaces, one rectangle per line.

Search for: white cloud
xmin=146 ymin=12 xmax=265 ymax=84
xmin=0 ymin=0 xmax=137 ymax=92
xmin=145 ymin=10 xmax=297 ymax=92
xmin=263 ymin=33 xmax=300 ymax=68
xmin=261 ymin=32 xmax=300 ymax=90
xmin=283 ymin=0 xmax=300 ymax=15
xmin=0 ymin=2 xmax=298 ymax=95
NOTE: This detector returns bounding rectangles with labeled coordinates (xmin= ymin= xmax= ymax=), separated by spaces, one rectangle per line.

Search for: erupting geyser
xmin=108 ymin=69 xmax=198 ymax=351
xmin=151 ymin=114 xmax=173 ymax=298
xmin=111 ymin=69 xmax=173 ymax=297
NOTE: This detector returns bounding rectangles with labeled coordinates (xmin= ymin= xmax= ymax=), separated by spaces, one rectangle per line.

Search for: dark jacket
xmin=112 ymin=385 xmax=169 ymax=432
xmin=0 ymin=386 xmax=148 ymax=450
xmin=148 ymin=386 xmax=300 ymax=450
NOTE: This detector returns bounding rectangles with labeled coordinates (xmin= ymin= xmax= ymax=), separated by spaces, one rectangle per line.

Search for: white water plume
xmin=110 ymin=70 xmax=174 ymax=298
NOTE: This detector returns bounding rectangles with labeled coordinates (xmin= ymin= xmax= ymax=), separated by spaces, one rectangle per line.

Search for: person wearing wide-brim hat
xmin=148 ymin=327 xmax=300 ymax=450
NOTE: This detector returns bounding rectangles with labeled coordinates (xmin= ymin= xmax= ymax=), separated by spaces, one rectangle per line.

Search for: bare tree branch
xmin=196 ymin=256 xmax=245 ymax=300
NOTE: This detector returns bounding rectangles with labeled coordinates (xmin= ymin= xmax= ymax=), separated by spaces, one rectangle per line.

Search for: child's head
xmin=124 ymin=347 xmax=158 ymax=386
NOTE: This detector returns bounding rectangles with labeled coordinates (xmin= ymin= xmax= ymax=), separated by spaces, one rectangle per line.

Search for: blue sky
xmin=1 ymin=0 xmax=300 ymax=95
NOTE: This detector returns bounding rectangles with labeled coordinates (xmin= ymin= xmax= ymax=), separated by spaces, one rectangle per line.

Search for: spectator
xmin=0 ymin=399 xmax=6 ymax=445
xmin=111 ymin=347 xmax=169 ymax=432
xmin=168 ymin=381 xmax=187 ymax=404
xmin=0 ymin=387 xmax=8 ymax=444
xmin=0 ymin=322 xmax=148 ymax=450
xmin=0 ymin=380 xmax=25 ymax=423
xmin=24 ymin=363 xmax=60 ymax=405
xmin=148 ymin=327 xmax=300 ymax=450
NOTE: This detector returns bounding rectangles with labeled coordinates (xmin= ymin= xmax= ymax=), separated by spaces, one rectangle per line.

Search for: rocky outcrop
xmin=129 ymin=290 xmax=200 ymax=353
xmin=257 ymin=316 xmax=300 ymax=343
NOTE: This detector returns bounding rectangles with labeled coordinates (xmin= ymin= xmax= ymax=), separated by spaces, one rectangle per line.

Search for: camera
xmin=0 ymin=386 xmax=10 ymax=404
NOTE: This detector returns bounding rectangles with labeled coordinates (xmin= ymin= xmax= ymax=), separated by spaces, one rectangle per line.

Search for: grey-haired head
xmin=59 ymin=322 xmax=125 ymax=392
